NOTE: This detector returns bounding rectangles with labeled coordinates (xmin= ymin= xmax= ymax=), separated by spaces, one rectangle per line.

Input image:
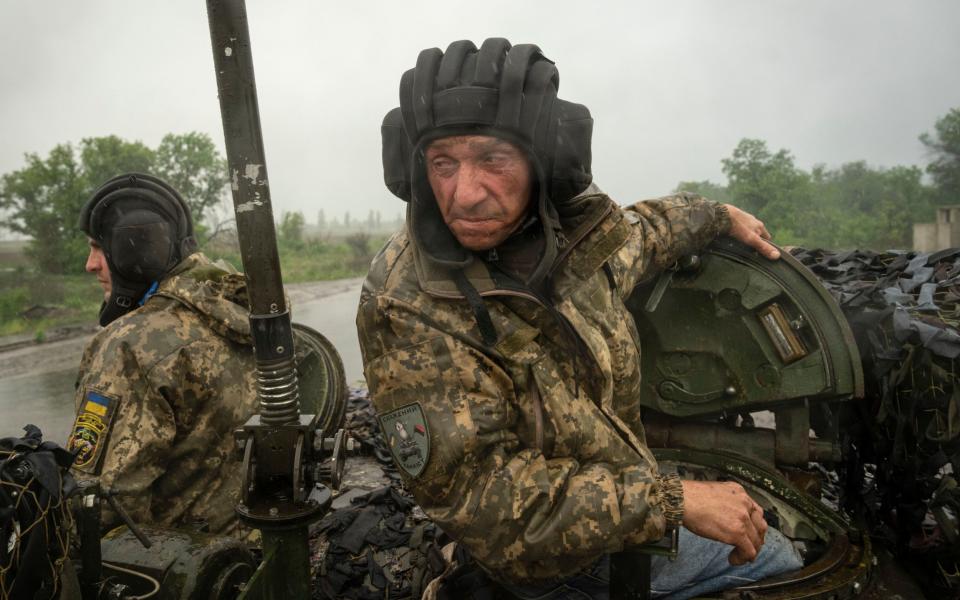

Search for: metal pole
xmin=205 ymin=3 xmax=324 ymax=598
xmin=206 ymin=0 xmax=299 ymax=426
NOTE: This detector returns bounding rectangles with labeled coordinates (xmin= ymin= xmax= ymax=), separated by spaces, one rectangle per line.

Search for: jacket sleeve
xmin=70 ymin=337 xmax=177 ymax=530
xmin=613 ymin=191 xmax=731 ymax=294
xmin=357 ymin=293 xmax=684 ymax=582
xmin=71 ymin=330 xmax=236 ymax=530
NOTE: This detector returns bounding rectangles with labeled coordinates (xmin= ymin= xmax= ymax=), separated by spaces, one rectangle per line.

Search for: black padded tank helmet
xmin=381 ymin=38 xmax=594 ymax=285
xmin=79 ymin=173 xmax=198 ymax=326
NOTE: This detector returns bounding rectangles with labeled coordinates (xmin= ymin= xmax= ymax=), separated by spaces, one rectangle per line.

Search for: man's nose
xmin=452 ymin=164 xmax=487 ymax=210
xmin=85 ymin=250 xmax=100 ymax=273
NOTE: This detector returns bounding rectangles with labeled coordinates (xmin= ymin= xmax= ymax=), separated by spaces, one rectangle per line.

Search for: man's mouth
xmin=453 ymin=216 xmax=499 ymax=223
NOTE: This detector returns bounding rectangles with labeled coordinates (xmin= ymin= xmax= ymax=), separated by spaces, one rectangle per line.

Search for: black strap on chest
xmin=454 ymin=270 xmax=499 ymax=348
xmin=602 ymin=261 xmax=618 ymax=291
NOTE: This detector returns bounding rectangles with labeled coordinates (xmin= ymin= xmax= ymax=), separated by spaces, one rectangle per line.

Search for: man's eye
xmin=432 ymin=159 xmax=456 ymax=173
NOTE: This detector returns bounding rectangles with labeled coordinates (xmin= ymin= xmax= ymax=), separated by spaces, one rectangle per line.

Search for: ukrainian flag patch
xmin=68 ymin=389 xmax=118 ymax=474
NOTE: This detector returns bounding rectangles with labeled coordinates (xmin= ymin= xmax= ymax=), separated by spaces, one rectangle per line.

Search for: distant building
xmin=914 ymin=206 xmax=960 ymax=252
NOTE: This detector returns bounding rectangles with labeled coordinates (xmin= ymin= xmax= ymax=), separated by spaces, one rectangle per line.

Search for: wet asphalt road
xmin=0 ymin=279 xmax=365 ymax=444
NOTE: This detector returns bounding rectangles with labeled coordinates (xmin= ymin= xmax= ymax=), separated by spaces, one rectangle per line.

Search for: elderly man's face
xmin=85 ymin=239 xmax=111 ymax=301
xmin=425 ymin=135 xmax=533 ymax=252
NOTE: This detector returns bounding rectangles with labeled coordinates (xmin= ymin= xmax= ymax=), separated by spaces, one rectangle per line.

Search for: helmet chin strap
xmin=98 ymin=280 xmax=151 ymax=326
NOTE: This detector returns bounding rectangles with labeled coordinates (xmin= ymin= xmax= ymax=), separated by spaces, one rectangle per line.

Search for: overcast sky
xmin=2 ymin=1 xmax=959 ymax=228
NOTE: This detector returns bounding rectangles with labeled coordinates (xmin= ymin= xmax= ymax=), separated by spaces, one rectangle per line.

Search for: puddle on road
xmin=0 ymin=369 xmax=77 ymax=444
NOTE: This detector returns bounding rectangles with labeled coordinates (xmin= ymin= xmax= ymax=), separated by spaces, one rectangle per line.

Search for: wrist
xmin=715 ymin=203 xmax=733 ymax=235
xmin=657 ymin=472 xmax=684 ymax=528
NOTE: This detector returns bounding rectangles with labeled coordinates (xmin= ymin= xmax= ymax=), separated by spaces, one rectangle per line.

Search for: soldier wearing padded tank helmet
xmin=357 ymin=39 xmax=801 ymax=599
xmin=69 ymin=173 xmax=258 ymax=535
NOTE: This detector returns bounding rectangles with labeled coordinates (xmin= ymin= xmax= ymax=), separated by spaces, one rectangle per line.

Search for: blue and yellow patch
xmin=68 ymin=390 xmax=118 ymax=474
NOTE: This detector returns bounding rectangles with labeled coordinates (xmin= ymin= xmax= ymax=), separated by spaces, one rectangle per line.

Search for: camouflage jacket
xmin=357 ymin=190 xmax=731 ymax=584
xmin=69 ymin=253 xmax=257 ymax=535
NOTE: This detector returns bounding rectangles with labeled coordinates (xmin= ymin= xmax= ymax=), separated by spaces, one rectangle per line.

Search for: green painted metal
xmin=628 ymin=237 xmax=864 ymax=418
xmin=237 ymin=528 xmax=312 ymax=600
xmin=293 ymin=323 xmax=347 ymax=433
xmin=98 ymin=525 xmax=255 ymax=599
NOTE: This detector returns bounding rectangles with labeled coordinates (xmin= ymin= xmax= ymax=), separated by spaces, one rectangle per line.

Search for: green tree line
xmin=2 ymin=107 xmax=959 ymax=278
xmin=0 ymin=132 xmax=385 ymax=336
xmin=678 ymin=107 xmax=960 ymax=250
xmin=0 ymin=132 xmax=227 ymax=274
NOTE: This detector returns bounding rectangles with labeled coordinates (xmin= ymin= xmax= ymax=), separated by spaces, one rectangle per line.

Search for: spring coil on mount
xmin=255 ymin=356 xmax=300 ymax=425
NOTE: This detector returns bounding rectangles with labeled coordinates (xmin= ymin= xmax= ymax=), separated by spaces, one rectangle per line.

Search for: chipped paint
xmin=224 ymin=47 xmax=233 ymax=57
xmin=236 ymin=200 xmax=263 ymax=213
xmin=244 ymin=163 xmax=263 ymax=182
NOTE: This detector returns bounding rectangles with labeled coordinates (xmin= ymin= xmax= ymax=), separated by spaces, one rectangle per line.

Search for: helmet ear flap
xmin=550 ymin=100 xmax=593 ymax=204
xmin=382 ymin=108 xmax=413 ymax=201
xmin=108 ymin=214 xmax=176 ymax=282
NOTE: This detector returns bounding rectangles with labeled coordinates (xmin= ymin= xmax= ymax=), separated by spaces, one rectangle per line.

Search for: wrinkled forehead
xmin=425 ymin=134 xmax=524 ymax=157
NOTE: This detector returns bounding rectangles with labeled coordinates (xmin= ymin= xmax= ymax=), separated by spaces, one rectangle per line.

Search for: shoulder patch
xmin=378 ymin=403 xmax=430 ymax=478
xmin=67 ymin=389 xmax=119 ymax=474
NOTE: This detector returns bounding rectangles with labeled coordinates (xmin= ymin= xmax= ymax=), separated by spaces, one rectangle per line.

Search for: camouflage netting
xmin=311 ymin=388 xmax=447 ymax=600
xmin=0 ymin=425 xmax=76 ymax=600
xmin=792 ymin=247 xmax=960 ymax=594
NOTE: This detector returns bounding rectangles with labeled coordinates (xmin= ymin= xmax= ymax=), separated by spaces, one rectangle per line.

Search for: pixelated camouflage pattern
xmin=357 ymin=191 xmax=730 ymax=584
xmin=70 ymin=253 xmax=257 ymax=536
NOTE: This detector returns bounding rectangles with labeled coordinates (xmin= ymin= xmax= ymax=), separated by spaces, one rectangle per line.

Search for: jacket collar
xmin=153 ymin=252 xmax=252 ymax=344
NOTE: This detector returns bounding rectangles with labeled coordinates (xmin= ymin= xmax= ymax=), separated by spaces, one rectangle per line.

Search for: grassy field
xmin=0 ymin=270 xmax=102 ymax=338
xmin=0 ymin=233 xmax=386 ymax=338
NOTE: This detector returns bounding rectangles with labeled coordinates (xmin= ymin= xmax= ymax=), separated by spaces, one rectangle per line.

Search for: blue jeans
xmin=501 ymin=526 xmax=803 ymax=600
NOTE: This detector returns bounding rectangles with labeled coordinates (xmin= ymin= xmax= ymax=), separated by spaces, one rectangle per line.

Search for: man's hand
xmin=681 ymin=479 xmax=768 ymax=565
xmin=724 ymin=204 xmax=780 ymax=260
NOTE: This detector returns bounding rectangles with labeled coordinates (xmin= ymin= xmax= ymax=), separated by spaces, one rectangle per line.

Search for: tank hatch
xmin=627 ymin=237 xmax=864 ymax=418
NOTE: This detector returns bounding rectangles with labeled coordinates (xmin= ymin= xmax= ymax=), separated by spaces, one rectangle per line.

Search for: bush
xmin=0 ymin=286 xmax=29 ymax=322
xmin=0 ymin=272 xmax=101 ymax=336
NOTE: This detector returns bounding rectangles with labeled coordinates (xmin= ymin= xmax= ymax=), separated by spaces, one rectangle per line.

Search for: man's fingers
xmin=728 ymin=535 xmax=760 ymax=566
xmin=752 ymin=504 xmax=768 ymax=544
xmin=728 ymin=546 xmax=749 ymax=566
xmin=723 ymin=203 xmax=780 ymax=260
xmin=730 ymin=499 xmax=766 ymax=565
xmin=746 ymin=231 xmax=781 ymax=260
xmin=743 ymin=510 xmax=764 ymax=557
xmin=751 ymin=234 xmax=780 ymax=260
xmin=682 ymin=479 xmax=769 ymax=567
